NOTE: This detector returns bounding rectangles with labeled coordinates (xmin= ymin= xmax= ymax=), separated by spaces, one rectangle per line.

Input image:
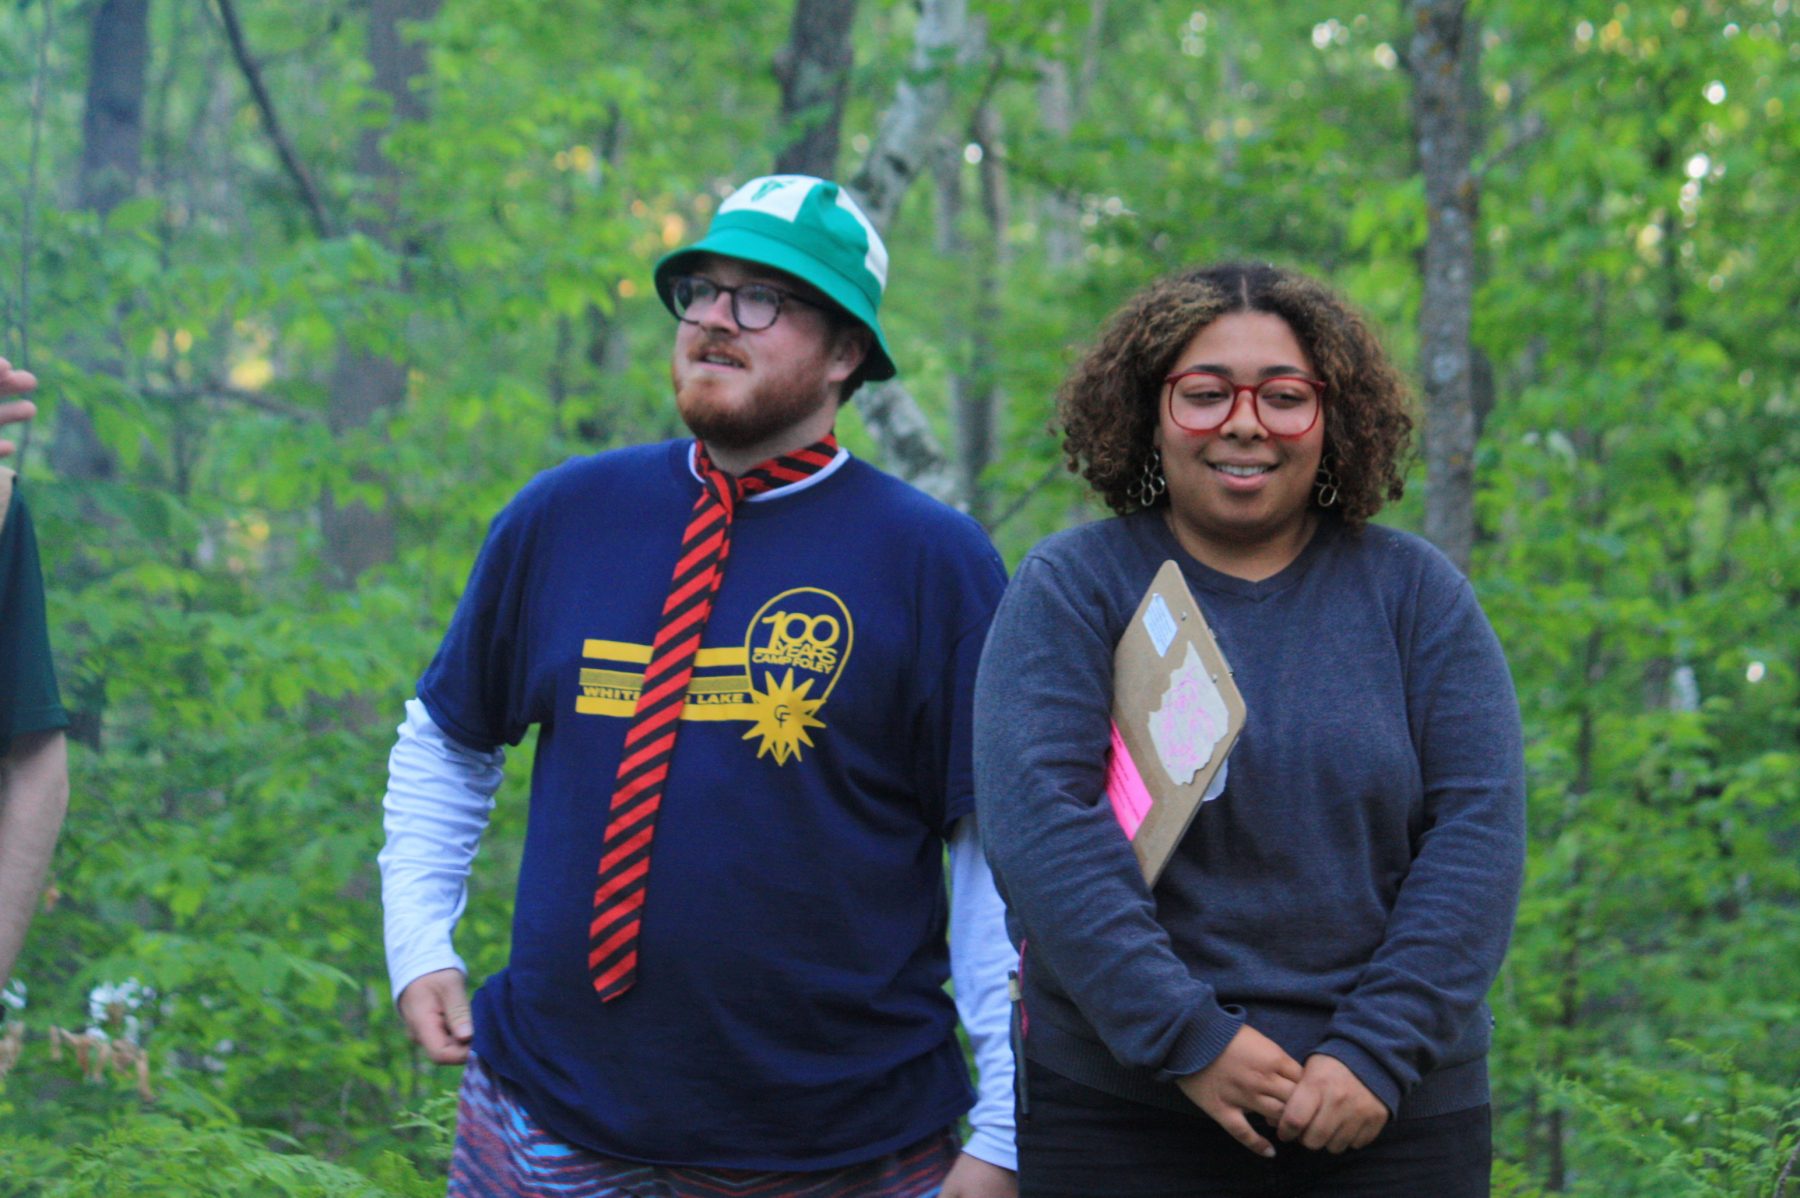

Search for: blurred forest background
xmin=1 ymin=0 xmax=1797 ymax=1194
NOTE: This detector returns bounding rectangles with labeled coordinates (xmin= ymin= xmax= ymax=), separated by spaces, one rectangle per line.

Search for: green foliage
xmin=0 ymin=1109 xmax=443 ymax=1197
xmin=3 ymin=1 xmax=1798 ymax=1193
xmin=1536 ymin=1046 xmax=1800 ymax=1197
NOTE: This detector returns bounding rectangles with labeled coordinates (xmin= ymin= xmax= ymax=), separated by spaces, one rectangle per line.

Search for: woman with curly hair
xmin=974 ymin=262 xmax=1524 ymax=1196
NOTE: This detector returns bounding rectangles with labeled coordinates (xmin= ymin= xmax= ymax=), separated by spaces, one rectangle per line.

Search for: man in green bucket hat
xmin=380 ymin=176 xmax=1018 ymax=1196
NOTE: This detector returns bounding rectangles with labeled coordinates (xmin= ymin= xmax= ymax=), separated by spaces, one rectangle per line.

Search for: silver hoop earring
xmin=1313 ymin=454 xmax=1340 ymax=509
xmin=1129 ymin=448 xmax=1167 ymax=508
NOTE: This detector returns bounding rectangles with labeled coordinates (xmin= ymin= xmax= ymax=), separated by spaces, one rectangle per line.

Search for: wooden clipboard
xmin=1106 ymin=560 xmax=1246 ymax=885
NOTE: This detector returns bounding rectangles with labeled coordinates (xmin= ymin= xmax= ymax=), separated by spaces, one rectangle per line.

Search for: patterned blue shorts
xmin=446 ymin=1053 xmax=960 ymax=1197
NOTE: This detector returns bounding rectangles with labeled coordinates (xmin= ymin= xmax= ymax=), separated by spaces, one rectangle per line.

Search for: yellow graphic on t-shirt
xmin=738 ymin=588 xmax=851 ymax=763
xmin=574 ymin=587 xmax=853 ymax=766
xmin=741 ymin=668 xmax=827 ymax=764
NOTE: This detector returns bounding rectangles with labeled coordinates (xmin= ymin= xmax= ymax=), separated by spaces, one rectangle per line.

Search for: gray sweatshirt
xmin=973 ymin=511 xmax=1525 ymax=1119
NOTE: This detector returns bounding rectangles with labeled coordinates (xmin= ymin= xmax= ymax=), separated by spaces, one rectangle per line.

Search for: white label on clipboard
xmin=1147 ymin=642 xmax=1229 ymax=784
xmin=1143 ymin=593 xmax=1178 ymax=657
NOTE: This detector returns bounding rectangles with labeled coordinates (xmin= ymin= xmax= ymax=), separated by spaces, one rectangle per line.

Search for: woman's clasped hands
xmin=1176 ymin=1025 xmax=1389 ymax=1160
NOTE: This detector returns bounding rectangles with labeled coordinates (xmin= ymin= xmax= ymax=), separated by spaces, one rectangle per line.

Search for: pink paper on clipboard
xmin=1104 ymin=721 xmax=1155 ymax=838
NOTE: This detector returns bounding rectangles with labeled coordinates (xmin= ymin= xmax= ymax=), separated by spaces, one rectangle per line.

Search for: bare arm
xmin=0 ymin=730 xmax=69 ymax=987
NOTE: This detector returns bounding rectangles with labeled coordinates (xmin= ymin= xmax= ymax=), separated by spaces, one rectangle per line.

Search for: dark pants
xmin=1018 ymin=1060 xmax=1491 ymax=1198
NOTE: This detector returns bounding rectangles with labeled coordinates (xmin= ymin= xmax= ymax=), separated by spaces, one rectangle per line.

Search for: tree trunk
xmin=773 ymin=0 xmax=858 ymax=178
xmin=1407 ymin=0 xmax=1480 ymax=574
xmin=850 ymin=0 xmax=979 ymax=235
xmin=53 ymin=0 xmax=150 ymax=489
xmin=855 ymin=382 xmax=956 ymax=501
xmin=578 ymin=106 xmax=630 ymax=445
xmin=1035 ymin=57 xmax=1079 ymax=271
xmin=940 ymin=104 xmax=1006 ymax=523
xmin=969 ymin=104 xmax=1006 ymax=523
xmin=79 ymin=0 xmax=149 ymax=215
xmin=51 ymin=0 xmax=151 ymax=749
xmin=841 ymin=0 xmax=983 ymax=498
xmin=321 ymin=0 xmax=438 ymax=587
xmin=1036 ymin=0 xmax=1105 ymax=270
xmin=933 ymin=143 xmax=977 ymax=512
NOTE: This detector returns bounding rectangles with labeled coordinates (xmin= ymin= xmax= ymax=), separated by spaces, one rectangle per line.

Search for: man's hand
xmin=1176 ymin=1024 xmax=1304 ymax=1158
xmin=0 ymin=357 xmax=38 ymax=460
xmin=396 ymin=968 xmax=474 ymax=1064
xmin=939 ymin=1152 xmax=1017 ymax=1198
xmin=1275 ymin=1053 xmax=1389 ymax=1154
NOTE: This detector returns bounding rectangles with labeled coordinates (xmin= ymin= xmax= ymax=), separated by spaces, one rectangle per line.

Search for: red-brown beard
xmin=673 ymin=334 xmax=839 ymax=452
xmin=676 ymin=377 xmax=832 ymax=451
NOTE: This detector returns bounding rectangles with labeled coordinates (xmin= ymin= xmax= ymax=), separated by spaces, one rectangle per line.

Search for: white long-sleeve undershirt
xmin=377 ymin=697 xmax=1017 ymax=1170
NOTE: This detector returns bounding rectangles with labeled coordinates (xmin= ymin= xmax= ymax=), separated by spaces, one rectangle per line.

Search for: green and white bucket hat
xmin=654 ymin=175 xmax=897 ymax=381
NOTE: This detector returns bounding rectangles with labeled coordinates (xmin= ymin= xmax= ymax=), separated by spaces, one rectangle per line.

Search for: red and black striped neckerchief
xmin=587 ymin=433 xmax=840 ymax=1000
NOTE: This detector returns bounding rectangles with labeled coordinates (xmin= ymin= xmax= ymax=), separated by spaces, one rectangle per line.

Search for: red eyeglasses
xmin=1163 ymin=370 xmax=1326 ymax=439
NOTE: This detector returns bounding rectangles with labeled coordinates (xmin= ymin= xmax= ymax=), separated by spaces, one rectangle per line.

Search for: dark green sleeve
xmin=0 ymin=483 xmax=69 ymax=757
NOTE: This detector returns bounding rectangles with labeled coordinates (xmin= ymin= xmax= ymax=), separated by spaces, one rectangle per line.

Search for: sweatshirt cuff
xmin=1312 ymin=1037 xmax=1403 ymax=1117
xmin=389 ymin=949 xmax=468 ymax=1010
xmin=1156 ymin=1002 xmax=1246 ymax=1083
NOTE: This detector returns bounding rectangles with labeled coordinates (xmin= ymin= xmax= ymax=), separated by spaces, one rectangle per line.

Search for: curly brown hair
xmin=1058 ymin=262 xmax=1414 ymax=530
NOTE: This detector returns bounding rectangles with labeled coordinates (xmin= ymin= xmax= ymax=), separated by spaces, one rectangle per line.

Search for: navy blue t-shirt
xmin=419 ymin=441 xmax=1007 ymax=1169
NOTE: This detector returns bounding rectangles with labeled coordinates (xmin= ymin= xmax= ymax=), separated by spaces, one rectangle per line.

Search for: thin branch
xmin=963 ymin=48 xmax=1009 ymax=144
xmin=146 ymin=382 xmax=322 ymax=423
xmin=213 ymin=0 xmax=338 ymax=239
xmin=1475 ymin=110 xmax=1547 ymax=181
xmin=1467 ymin=51 xmax=1591 ymax=182
xmin=986 ymin=460 xmax=1069 ymax=535
xmin=12 ymin=0 xmax=55 ymax=475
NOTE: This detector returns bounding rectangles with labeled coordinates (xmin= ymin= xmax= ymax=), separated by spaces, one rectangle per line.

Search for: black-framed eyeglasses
xmin=669 ymin=275 xmax=820 ymax=331
xmin=1162 ymin=370 xmax=1326 ymax=439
